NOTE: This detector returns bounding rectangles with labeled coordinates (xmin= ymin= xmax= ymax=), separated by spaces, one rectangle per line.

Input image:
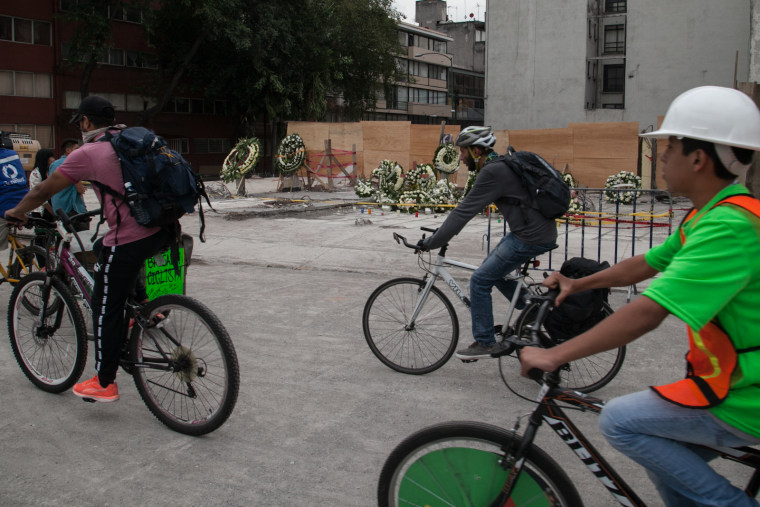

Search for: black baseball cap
xmin=69 ymin=95 xmax=116 ymax=124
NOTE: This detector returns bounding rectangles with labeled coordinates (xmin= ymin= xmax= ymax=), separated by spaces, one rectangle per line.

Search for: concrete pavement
xmin=0 ymin=179 xmax=753 ymax=506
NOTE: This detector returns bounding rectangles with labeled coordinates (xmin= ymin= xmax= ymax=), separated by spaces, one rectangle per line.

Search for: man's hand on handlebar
xmin=541 ymin=272 xmax=575 ymax=306
xmin=4 ymin=208 xmax=28 ymax=225
xmin=415 ymin=238 xmax=429 ymax=253
xmin=519 ymin=346 xmax=560 ymax=379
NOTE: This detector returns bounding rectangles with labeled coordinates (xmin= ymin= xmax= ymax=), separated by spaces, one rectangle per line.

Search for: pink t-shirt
xmin=57 ymin=132 xmax=160 ymax=246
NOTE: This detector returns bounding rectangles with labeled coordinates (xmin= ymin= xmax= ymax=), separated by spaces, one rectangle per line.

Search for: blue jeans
xmin=469 ymin=234 xmax=554 ymax=345
xmin=599 ymin=390 xmax=760 ymax=507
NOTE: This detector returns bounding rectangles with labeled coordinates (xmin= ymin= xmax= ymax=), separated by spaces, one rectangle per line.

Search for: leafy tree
xmin=145 ymin=0 xmax=404 ymax=126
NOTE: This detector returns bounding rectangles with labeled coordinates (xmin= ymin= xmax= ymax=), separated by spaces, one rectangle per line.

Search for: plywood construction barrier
xmin=286 ymin=120 xmax=650 ymax=190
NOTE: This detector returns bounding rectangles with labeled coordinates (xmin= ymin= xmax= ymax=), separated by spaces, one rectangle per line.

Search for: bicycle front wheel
xmin=504 ymin=301 xmax=625 ymax=393
xmin=8 ymin=245 xmax=50 ymax=284
xmin=363 ymin=277 xmax=458 ymax=374
xmin=7 ymin=273 xmax=88 ymax=393
xmin=378 ymin=421 xmax=582 ymax=506
xmin=129 ymin=295 xmax=239 ymax=436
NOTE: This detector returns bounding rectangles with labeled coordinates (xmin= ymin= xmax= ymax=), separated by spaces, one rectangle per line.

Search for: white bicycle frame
xmin=407 ymin=250 xmax=531 ymax=334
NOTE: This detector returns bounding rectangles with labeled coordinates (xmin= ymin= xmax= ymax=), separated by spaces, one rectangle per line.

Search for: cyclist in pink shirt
xmin=6 ymin=96 xmax=170 ymax=403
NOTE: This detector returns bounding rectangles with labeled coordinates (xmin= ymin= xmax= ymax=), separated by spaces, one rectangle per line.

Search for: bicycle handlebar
xmin=13 ymin=208 xmax=101 ymax=232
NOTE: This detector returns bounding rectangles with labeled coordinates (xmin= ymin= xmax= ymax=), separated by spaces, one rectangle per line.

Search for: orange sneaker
xmin=72 ymin=375 xmax=119 ymax=402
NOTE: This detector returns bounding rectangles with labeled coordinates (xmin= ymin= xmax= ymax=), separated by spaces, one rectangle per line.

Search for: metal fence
xmin=486 ymin=187 xmax=676 ymax=271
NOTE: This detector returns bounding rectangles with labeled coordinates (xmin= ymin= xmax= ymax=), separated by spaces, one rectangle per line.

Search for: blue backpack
xmin=96 ymin=127 xmax=211 ymax=242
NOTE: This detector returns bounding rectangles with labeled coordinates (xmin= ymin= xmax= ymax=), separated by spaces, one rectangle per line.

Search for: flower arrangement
xmin=398 ymin=189 xmax=426 ymax=213
xmin=428 ymin=178 xmax=459 ymax=212
xmin=562 ymin=172 xmax=584 ymax=213
xmin=221 ymin=137 xmax=261 ymax=183
xmin=604 ymin=171 xmax=642 ymax=204
xmin=372 ymin=159 xmax=405 ymax=205
xmin=561 ymin=173 xmax=576 ymax=188
xmin=354 ymin=177 xmax=376 ymax=199
xmin=463 ymin=170 xmax=478 ymax=197
xmin=406 ymin=163 xmax=436 ymax=193
xmin=433 ymin=143 xmax=460 ymax=174
xmin=275 ymin=133 xmax=306 ymax=174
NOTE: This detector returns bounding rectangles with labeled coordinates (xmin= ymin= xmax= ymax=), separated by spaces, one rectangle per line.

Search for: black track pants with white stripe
xmin=91 ymin=230 xmax=169 ymax=386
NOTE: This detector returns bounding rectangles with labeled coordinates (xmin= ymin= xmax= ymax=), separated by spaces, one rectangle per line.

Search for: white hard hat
xmin=641 ymin=86 xmax=760 ymax=151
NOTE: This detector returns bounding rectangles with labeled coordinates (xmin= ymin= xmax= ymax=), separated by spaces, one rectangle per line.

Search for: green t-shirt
xmin=644 ymin=184 xmax=760 ymax=438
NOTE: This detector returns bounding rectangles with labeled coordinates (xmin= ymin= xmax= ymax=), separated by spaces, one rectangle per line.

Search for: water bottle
xmin=124 ymin=181 xmax=150 ymax=224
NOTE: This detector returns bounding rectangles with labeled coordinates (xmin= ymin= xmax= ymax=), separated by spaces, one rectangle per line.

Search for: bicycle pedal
xmin=82 ymin=397 xmax=97 ymax=403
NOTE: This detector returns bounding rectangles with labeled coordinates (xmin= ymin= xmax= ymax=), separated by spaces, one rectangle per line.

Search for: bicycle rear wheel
xmin=362 ymin=277 xmax=458 ymax=374
xmin=7 ymin=273 xmax=88 ymax=393
xmin=502 ymin=301 xmax=624 ymax=393
xmin=129 ymin=295 xmax=239 ymax=436
xmin=378 ymin=421 xmax=582 ymax=506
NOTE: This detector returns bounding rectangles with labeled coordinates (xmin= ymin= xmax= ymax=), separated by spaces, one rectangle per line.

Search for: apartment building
xmin=1 ymin=3 xmax=232 ymax=176
xmin=367 ymin=9 xmax=486 ymax=126
xmin=484 ymin=0 xmax=753 ymax=131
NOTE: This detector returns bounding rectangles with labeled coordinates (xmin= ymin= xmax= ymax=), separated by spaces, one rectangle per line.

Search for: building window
xmin=0 ymin=16 xmax=51 ymax=45
xmin=603 ymin=64 xmax=625 ymax=93
xmin=167 ymin=138 xmax=189 ymax=154
xmin=194 ymin=138 xmax=230 ymax=154
xmin=0 ymin=71 xmax=52 ymax=98
xmin=605 ymin=0 xmax=626 ymax=13
xmin=604 ymin=24 xmax=625 ymax=54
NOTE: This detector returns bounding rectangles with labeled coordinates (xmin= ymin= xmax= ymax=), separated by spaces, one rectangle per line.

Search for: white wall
xmin=485 ymin=0 xmax=752 ymax=131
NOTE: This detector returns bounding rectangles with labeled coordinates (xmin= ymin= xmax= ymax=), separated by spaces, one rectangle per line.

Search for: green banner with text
xmin=144 ymin=247 xmax=185 ymax=300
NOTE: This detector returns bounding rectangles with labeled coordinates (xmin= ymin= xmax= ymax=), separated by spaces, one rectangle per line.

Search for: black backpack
xmin=500 ymin=147 xmax=571 ymax=219
xmin=96 ymin=126 xmax=212 ymax=242
xmin=544 ymin=257 xmax=611 ymax=342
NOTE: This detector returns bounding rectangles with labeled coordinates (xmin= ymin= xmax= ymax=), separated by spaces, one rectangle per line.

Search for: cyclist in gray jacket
xmin=420 ymin=126 xmax=557 ymax=359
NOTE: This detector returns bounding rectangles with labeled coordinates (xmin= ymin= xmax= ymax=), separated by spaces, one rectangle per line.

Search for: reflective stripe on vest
xmin=654 ymin=194 xmax=760 ymax=408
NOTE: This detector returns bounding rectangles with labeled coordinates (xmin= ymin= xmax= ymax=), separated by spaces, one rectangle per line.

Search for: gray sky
xmin=392 ymin=0 xmax=486 ymax=24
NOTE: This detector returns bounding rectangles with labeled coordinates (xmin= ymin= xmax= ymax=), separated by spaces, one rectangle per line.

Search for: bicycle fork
xmin=404 ymin=274 xmax=439 ymax=331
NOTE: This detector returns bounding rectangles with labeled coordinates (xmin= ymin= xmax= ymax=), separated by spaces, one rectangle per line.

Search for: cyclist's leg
xmin=90 ymin=231 xmax=168 ymax=386
xmin=599 ymin=389 xmax=760 ymax=507
xmin=469 ymin=234 xmax=553 ymax=345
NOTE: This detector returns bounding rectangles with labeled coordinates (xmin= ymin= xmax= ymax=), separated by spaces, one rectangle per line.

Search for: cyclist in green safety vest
xmin=521 ymin=86 xmax=760 ymax=507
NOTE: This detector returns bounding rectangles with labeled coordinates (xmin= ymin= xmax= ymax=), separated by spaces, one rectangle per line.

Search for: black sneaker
xmin=455 ymin=341 xmax=510 ymax=360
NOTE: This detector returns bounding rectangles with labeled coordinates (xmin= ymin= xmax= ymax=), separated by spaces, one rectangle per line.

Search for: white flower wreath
xmin=604 ymin=171 xmax=642 ymax=204
xmin=371 ymin=160 xmax=405 ymax=205
xmin=433 ymin=143 xmax=460 ymax=174
xmin=276 ymin=133 xmax=306 ymax=174
xmin=221 ymin=137 xmax=261 ymax=183
xmin=406 ymin=163 xmax=436 ymax=193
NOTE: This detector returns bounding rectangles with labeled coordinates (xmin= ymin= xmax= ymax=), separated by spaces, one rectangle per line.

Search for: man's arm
xmin=520 ymin=295 xmax=669 ymax=375
xmin=5 ymin=171 xmax=74 ymax=222
xmin=543 ymin=254 xmax=658 ymax=305
xmin=423 ymin=168 xmax=503 ymax=250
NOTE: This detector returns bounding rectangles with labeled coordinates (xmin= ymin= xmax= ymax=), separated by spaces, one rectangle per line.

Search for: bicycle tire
xmin=363 ymin=277 xmax=459 ymax=374
xmin=7 ymin=272 xmax=88 ymax=393
xmin=378 ymin=421 xmax=583 ymax=507
xmin=129 ymin=294 xmax=240 ymax=436
xmin=503 ymin=301 xmax=625 ymax=393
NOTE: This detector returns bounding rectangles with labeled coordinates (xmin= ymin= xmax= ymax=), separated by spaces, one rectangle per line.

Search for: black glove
xmin=415 ymin=238 xmax=429 ymax=252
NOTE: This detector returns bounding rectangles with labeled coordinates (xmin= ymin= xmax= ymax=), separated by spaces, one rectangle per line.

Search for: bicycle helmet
xmin=455 ymin=126 xmax=496 ymax=149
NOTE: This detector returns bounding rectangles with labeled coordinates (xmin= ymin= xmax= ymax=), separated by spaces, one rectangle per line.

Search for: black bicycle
xmin=7 ymin=211 xmax=239 ymax=436
xmin=378 ymin=292 xmax=760 ymax=506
